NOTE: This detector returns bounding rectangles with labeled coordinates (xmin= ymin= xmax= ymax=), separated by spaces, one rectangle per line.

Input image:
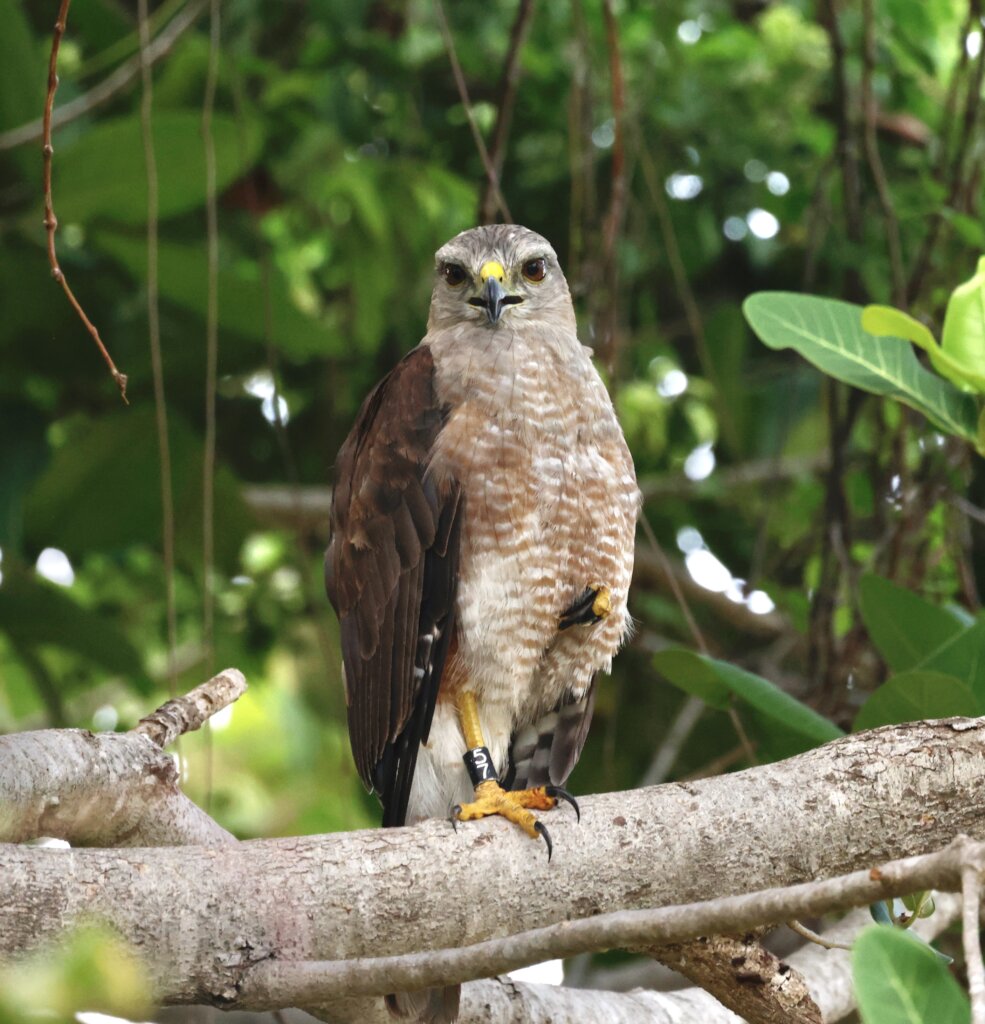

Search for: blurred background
xmin=1 ymin=0 xmax=984 ymax=903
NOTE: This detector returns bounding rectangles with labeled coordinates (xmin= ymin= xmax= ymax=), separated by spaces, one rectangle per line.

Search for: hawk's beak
xmin=469 ymin=260 xmax=521 ymax=324
xmin=481 ymin=275 xmax=507 ymax=325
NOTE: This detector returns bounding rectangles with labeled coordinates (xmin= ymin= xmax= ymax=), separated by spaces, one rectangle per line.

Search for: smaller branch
xmin=133 ymin=668 xmax=247 ymax=749
xmin=646 ymin=932 xmax=822 ymax=1024
xmin=42 ymin=0 xmax=128 ymax=402
xmin=242 ymin=836 xmax=979 ymax=1005
xmin=478 ymin=0 xmax=537 ymax=225
xmin=964 ymin=862 xmax=985 ymax=1024
xmin=786 ymin=919 xmax=851 ymax=952
xmin=433 ymin=0 xmax=512 ymax=223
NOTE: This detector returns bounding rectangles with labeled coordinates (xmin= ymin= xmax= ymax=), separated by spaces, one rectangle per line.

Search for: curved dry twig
xmin=42 ymin=0 xmax=128 ymax=401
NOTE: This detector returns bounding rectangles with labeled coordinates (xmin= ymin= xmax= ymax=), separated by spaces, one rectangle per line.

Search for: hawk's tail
xmin=385 ymin=985 xmax=460 ymax=1023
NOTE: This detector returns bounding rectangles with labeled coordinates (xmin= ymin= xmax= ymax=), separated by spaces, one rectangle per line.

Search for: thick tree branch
xmin=0 ymin=730 xmax=234 ymax=848
xmin=3 ymin=717 xmax=985 ymax=1022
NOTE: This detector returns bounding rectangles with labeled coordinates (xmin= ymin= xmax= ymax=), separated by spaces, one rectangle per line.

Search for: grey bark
xmin=2 ymin=717 xmax=983 ymax=1022
xmin=0 ymin=729 xmax=233 ymax=847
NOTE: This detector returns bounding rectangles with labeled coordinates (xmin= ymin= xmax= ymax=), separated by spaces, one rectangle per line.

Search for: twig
xmin=638 ymin=513 xmax=709 ymax=655
xmin=638 ymin=144 xmax=741 ymax=454
xmin=2 ymin=0 xmax=207 ymax=153
xmin=861 ymin=0 xmax=905 ymax=306
xmin=137 ymin=0 xmax=178 ymax=700
xmin=433 ymin=0 xmax=512 ymax=223
xmin=639 ymin=695 xmax=705 ymax=787
xmin=786 ymin=918 xmax=852 ymax=952
xmin=964 ymin=862 xmax=985 ymax=1024
xmin=133 ymin=669 xmax=248 ymax=749
xmin=201 ymin=0 xmax=221 ymax=678
xmin=243 ymin=836 xmax=980 ymax=1004
xmin=42 ymin=0 xmax=128 ymax=402
xmin=478 ymin=0 xmax=537 ymax=225
xmin=598 ymin=0 xmax=627 ymax=376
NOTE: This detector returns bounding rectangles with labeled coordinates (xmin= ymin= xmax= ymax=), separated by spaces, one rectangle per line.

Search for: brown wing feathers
xmin=325 ymin=346 xmax=461 ymax=826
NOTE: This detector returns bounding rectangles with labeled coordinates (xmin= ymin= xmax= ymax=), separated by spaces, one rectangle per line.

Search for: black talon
xmin=545 ymin=785 xmax=580 ymax=823
xmin=559 ymin=587 xmax=604 ymax=630
xmin=534 ymin=820 xmax=553 ymax=862
xmin=449 ymin=805 xmax=462 ymax=831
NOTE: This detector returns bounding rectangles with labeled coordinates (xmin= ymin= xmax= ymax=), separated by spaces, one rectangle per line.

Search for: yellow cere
xmin=479 ymin=260 xmax=506 ymax=283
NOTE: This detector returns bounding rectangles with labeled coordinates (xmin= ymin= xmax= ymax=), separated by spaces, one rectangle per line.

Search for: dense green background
xmin=2 ymin=0 xmax=985 ymax=1014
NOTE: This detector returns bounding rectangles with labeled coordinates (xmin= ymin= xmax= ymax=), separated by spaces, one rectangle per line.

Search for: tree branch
xmin=3 ymin=717 xmax=985 ymax=1021
xmin=134 ymin=668 xmax=246 ymax=748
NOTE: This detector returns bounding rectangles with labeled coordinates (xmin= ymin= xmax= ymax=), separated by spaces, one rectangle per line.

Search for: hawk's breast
xmin=429 ymin=334 xmax=639 ymax=723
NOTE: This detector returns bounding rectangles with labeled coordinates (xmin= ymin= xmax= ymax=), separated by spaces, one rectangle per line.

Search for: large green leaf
xmin=92 ymin=232 xmax=334 ymax=358
xmin=858 ymin=574 xmax=966 ymax=671
xmin=917 ymin=618 xmax=985 ymax=705
xmin=854 ymin=925 xmax=969 ymax=1024
xmin=653 ymin=649 xmax=843 ymax=750
xmin=44 ymin=112 xmax=262 ymax=225
xmin=0 ymin=567 xmax=144 ymax=682
xmin=24 ymin=408 xmax=251 ymax=572
xmin=743 ymin=292 xmax=981 ymax=443
xmin=854 ymin=670 xmax=980 ymax=731
xmin=0 ymin=0 xmax=41 ymax=135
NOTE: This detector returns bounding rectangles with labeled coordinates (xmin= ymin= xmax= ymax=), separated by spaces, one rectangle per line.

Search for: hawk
xmin=325 ymin=224 xmax=639 ymax=1021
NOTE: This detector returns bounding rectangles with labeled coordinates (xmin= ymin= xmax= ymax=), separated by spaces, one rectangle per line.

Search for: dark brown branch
xmin=908 ymin=0 xmax=985 ymax=301
xmin=861 ymin=0 xmax=905 ymax=306
xmin=42 ymin=0 xmax=128 ymax=402
xmin=598 ymin=0 xmax=627 ymax=376
xmin=433 ymin=0 xmax=512 ymax=223
xmin=478 ymin=0 xmax=537 ymax=225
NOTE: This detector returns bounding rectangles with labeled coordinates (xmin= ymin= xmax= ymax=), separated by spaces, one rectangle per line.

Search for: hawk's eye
xmin=522 ymin=258 xmax=547 ymax=283
xmin=440 ymin=262 xmax=467 ymax=287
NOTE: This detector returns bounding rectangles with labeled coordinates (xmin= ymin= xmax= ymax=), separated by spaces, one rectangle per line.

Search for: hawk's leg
xmin=452 ymin=692 xmax=578 ymax=860
xmin=558 ymin=583 xmax=612 ymax=630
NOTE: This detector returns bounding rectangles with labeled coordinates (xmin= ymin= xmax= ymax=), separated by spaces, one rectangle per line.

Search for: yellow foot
xmin=453 ymin=780 xmax=579 ymax=860
xmin=559 ymin=583 xmax=612 ymax=630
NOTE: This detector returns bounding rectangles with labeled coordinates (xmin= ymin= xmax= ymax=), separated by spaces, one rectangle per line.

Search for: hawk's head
xmin=429 ymin=224 xmax=575 ymax=330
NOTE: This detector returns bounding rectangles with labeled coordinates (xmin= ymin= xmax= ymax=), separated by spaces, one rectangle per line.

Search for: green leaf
xmin=858 ymin=574 xmax=966 ymax=671
xmin=864 ymin=299 xmax=985 ymax=396
xmin=743 ymin=292 xmax=981 ymax=444
xmin=853 ymin=670 xmax=979 ymax=731
xmin=0 ymin=567 xmax=144 ymax=681
xmin=917 ymin=619 xmax=985 ymax=706
xmin=653 ymin=649 xmax=844 ymax=749
xmin=24 ymin=409 xmax=251 ymax=572
xmin=854 ymin=925 xmax=969 ymax=1024
xmin=92 ymin=232 xmax=335 ymax=358
xmin=0 ymin=0 xmax=42 ymax=135
xmin=47 ymin=112 xmax=262 ymax=225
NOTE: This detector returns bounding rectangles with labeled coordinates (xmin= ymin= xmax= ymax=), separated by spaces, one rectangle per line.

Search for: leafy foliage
xmin=2 ymin=0 xmax=985 ymax=1012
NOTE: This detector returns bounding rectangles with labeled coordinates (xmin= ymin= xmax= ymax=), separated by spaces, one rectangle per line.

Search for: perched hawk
xmin=325 ymin=224 xmax=639 ymax=1021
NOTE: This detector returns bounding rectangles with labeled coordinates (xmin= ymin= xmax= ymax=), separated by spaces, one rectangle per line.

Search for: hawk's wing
xmin=325 ymin=345 xmax=462 ymax=827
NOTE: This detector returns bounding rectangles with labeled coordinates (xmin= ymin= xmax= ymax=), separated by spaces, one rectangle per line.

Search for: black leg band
xmin=464 ymin=746 xmax=499 ymax=787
